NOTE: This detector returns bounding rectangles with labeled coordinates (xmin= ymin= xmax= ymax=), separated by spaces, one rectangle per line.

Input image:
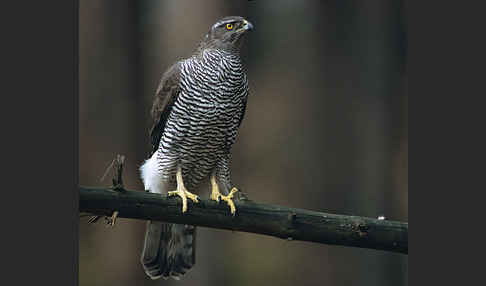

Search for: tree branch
xmin=80 ymin=186 xmax=408 ymax=254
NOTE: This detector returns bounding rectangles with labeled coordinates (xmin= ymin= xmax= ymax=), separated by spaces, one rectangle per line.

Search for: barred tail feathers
xmin=141 ymin=221 xmax=196 ymax=280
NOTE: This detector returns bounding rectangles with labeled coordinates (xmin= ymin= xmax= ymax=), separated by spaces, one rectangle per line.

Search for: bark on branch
xmin=80 ymin=186 xmax=408 ymax=254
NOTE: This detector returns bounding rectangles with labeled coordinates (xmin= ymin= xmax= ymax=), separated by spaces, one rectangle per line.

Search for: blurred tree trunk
xmin=317 ymin=0 xmax=407 ymax=285
xmin=79 ymin=1 xmax=145 ymax=285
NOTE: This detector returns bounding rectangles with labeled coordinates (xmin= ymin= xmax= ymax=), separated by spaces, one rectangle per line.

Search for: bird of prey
xmin=139 ymin=16 xmax=253 ymax=280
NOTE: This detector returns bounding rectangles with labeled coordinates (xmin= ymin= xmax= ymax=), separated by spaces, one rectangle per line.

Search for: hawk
xmin=139 ymin=16 xmax=253 ymax=280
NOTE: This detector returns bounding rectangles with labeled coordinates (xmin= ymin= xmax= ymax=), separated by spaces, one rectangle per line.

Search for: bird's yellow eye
xmin=226 ymin=23 xmax=233 ymax=30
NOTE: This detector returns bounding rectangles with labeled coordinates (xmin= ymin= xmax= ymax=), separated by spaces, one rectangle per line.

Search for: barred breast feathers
xmin=146 ymin=47 xmax=248 ymax=189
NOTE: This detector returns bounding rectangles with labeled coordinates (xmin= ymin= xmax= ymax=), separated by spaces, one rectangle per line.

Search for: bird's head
xmin=200 ymin=16 xmax=254 ymax=53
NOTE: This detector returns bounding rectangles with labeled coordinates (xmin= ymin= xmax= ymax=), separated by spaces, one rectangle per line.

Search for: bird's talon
xmin=220 ymin=188 xmax=238 ymax=215
xmin=228 ymin=187 xmax=238 ymax=197
xmin=167 ymin=190 xmax=177 ymax=197
xmin=210 ymin=193 xmax=221 ymax=203
xmin=168 ymin=167 xmax=199 ymax=213
xmin=186 ymin=192 xmax=200 ymax=203
xmin=168 ymin=190 xmax=193 ymax=213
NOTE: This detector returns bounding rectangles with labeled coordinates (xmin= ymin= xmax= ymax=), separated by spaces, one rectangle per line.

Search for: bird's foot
xmin=210 ymin=175 xmax=238 ymax=215
xmin=168 ymin=167 xmax=199 ymax=213
xmin=168 ymin=188 xmax=199 ymax=213
xmin=220 ymin=188 xmax=238 ymax=216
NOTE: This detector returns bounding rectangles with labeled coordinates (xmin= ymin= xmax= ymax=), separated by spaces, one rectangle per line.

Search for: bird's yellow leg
xmin=210 ymin=175 xmax=222 ymax=202
xmin=210 ymin=175 xmax=238 ymax=215
xmin=168 ymin=167 xmax=199 ymax=213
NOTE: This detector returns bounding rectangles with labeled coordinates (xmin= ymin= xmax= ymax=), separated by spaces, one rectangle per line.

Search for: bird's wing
xmin=237 ymin=96 xmax=247 ymax=128
xmin=237 ymin=74 xmax=249 ymax=128
xmin=149 ymin=62 xmax=182 ymax=156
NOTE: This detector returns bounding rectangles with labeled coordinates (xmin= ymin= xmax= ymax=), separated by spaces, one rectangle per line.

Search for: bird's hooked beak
xmin=242 ymin=20 xmax=254 ymax=31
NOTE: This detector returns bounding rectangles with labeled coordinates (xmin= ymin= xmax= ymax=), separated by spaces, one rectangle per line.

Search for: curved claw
xmin=210 ymin=192 xmax=221 ymax=203
xmin=186 ymin=192 xmax=200 ymax=203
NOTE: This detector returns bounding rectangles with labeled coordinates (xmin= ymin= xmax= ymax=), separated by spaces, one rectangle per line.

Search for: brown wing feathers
xmin=149 ymin=62 xmax=182 ymax=156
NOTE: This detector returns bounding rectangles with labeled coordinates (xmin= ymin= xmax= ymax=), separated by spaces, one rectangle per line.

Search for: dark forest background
xmin=79 ymin=1 xmax=408 ymax=285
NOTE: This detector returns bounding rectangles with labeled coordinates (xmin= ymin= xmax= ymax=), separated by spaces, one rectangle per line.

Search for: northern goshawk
xmin=139 ymin=16 xmax=253 ymax=280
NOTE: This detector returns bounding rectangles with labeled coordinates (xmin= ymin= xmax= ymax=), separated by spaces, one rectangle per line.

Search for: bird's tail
xmin=141 ymin=221 xmax=196 ymax=280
